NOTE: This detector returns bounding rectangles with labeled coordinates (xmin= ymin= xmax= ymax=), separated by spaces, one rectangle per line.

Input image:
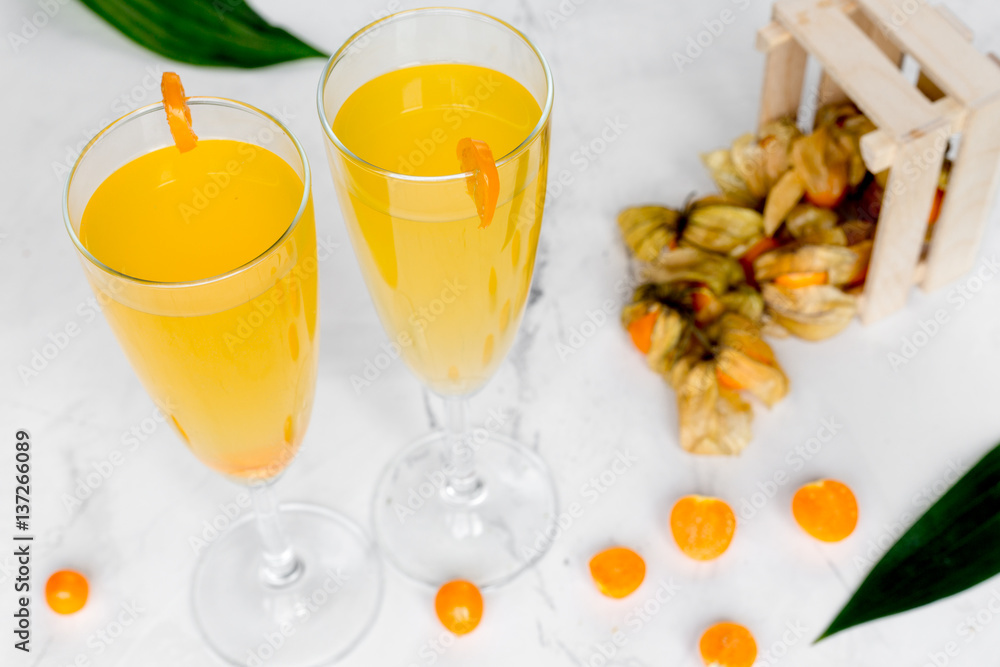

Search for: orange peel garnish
xmin=457 ymin=137 xmax=499 ymax=228
xmin=161 ymin=72 xmax=198 ymax=153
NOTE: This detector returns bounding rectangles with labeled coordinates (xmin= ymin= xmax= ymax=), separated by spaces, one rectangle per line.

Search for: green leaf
xmin=77 ymin=0 xmax=327 ymax=68
xmin=820 ymin=440 xmax=1000 ymax=640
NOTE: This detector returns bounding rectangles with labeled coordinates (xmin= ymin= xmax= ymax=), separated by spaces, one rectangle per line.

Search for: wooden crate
xmin=756 ymin=0 xmax=1000 ymax=323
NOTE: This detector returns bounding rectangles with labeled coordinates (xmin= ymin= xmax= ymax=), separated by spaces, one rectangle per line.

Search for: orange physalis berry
xmin=45 ymin=570 xmax=89 ymax=615
xmin=690 ymin=291 xmax=712 ymax=313
xmin=928 ymin=187 xmax=945 ymax=226
xmin=803 ymin=170 xmax=847 ymax=208
xmin=773 ymin=271 xmax=828 ymax=289
xmin=699 ymin=622 xmax=757 ymax=667
xmin=435 ymin=580 xmax=483 ymax=635
xmin=628 ymin=310 xmax=658 ymax=354
xmin=161 ymin=72 xmax=198 ymax=153
xmin=670 ymin=495 xmax=736 ymax=561
xmin=801 ymin=154 xmax=848 ymax=209
xmin=738 ymin=237 xmax=779 ymax=285
xmin=792 ymin=479 xmax=858 ymax=542
xmin=589 ymin=547 xmax=645 ymax=598
xmin=457 ymin=137 xmax=499 ymax=228
xmin=715 ymin=368 xmax=744 ymax=392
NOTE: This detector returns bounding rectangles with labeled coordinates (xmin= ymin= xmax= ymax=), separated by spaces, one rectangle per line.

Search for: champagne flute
xmin=318 ymin=8 xmax=558 ymax=587
xmin=64 ymin=97 xmax=381 ymax=665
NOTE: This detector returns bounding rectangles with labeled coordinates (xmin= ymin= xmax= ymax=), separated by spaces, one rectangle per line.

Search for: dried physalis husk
xmin=762 ymin=283 xmax=857 ymax=341
xmin=799 ymin=226 xmax=847 ymax=246
xmin=791 ymin=127 xmax=849 ymax=209
xmin=712 ymin=313 xmax=789 ymax=407
xmin=618 ymin=206 xmax=681 ymax=262
xmin=664 ymin=283 xmax=727 ymax=326
xmin=701 ymin=149 xmax=760 ymax=208
xmin=730 ymin=133 xmax=771 ymax=199
xmin=830 ymin=132 xmax=863 ymax=188
xmin=834 ymin=111 xmax=877 ymax=187
xmin=760 ymin=311 xmax=792 ymax=338
xmin=683 ymin=202 xmax=764 ymax=257
xmin=785 ymin=204 xmax=837 ymax=238
xmin=622 ymin=298 xmax=692 ymax=375
xmin=642 ymin=247 xmax=745 ymax=296
xmin=814 ymin=102 xmax=863 ymax=129
xmin=719 ymin=285 xmax=765 ymax=324
xmin=754 ymin=244 xmax=860 ymax=286
xmin=758 ymin=118 xmax=801 ymax=184
xmin=670 ymin=357 xmax=753 ymax=456
xmin=646 ymin=281 xmax=727 ymax=327
xmin=786 ymin=204 xmax=846 ymax=245
xmin=690 ymin=286 xmax=727 ymax=326
xmin=647 ymin=309 xmax=692 ymax=374
xmin=840 ymin=111 xmax=876 ymax=138
xmin=763 ymin=169 xmax=806 ymax=235
xmin=832 ymin=128 xmax=871 ymax=188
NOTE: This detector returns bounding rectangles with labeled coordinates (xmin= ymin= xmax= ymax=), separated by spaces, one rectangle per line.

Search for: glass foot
xmin=372 ymin=431 xmax=558 ymax=589
xmin=192 ymin=504 xmax=382 ymax=666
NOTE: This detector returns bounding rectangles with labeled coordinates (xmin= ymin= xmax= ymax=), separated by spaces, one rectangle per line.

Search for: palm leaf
xmin=77 ymin=0 xmax=327 ymax=68
xmin=820 ymin=440 xmax=1000 ymax=639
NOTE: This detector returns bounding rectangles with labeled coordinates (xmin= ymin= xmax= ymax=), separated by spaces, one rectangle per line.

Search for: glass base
xmin=372 ymin=432 xmax=558 ymax=588
xmin=192 ymin=504 xmax=382 ymax=666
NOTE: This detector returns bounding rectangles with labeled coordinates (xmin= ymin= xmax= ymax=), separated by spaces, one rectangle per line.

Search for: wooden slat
xmin=774 ymin=0 xmax=937 ymax=138
xmin=916 ymin=8 xmax=974 ymax=102
xmin=856 ymin=5 xmax=904 ymax=62
xmin=859 ymin=97 xmax=965 ymax=172
xmin=923 ymin=98 xmax=1000 ymax=290
xmin=758 ymin=28 xmax=808 ymax=130
xmin=857 ymin=0 xmax=1000 ymax=104
xmin=861 ymin=128 xmax=948 ymax=322
xmin=817 ymin=4 xmax=905 ymax=109
xmin=756 ymin=21 xmax=791 ymax=52
xmin=934 ymin=4 xmax=974 ymax=42
xmin=859 ymin=130 xmax=896 ymax=174
xmin=856 ymin=261 xmax=926 ymax=312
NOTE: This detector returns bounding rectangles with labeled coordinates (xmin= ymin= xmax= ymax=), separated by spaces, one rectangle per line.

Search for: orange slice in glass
xmin=457 ymin=137 xmax=499 ymax=228
xmin=161 ymin=72 xmax=198 ymax=153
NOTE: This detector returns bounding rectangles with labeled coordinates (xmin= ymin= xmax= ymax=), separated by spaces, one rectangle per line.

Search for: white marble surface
xmin=4 ymin=0 xmax=1000 ymax=665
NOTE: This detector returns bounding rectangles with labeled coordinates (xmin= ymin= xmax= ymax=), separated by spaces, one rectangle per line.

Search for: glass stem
xmin=250 ymin=480 xmax=303 ymax=587
xmin=443 ymin=396 xmax=485 ymax=503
